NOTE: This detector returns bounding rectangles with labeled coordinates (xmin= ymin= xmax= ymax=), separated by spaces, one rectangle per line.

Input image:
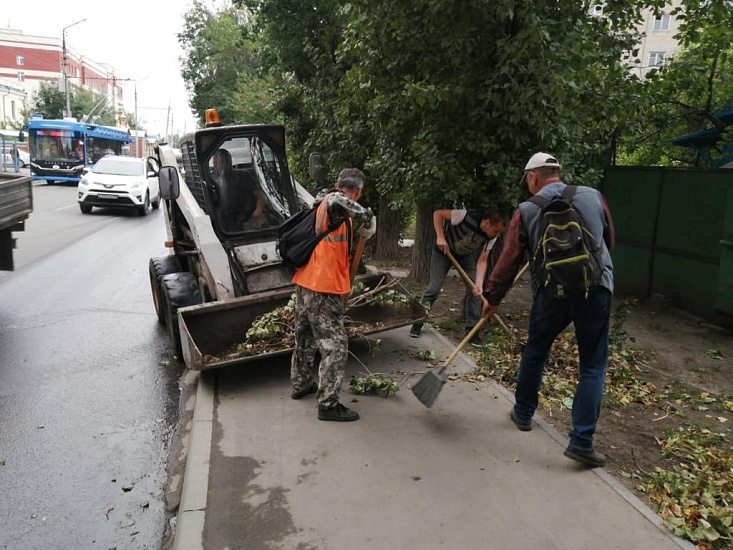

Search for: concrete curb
xmin=428 ymin=327 xmax=695 ymax=550
xmin=173 ymin=371 xmax=214 ymax=550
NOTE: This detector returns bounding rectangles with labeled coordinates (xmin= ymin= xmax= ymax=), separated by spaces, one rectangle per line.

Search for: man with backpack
xmin=290 ymin=168 xmax=376 ymax=422
xmin=482 ymin=152 xmax=615 ymax=468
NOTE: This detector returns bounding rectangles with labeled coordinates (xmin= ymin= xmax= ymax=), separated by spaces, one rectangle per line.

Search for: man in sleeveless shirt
xmin=409 ymin=209 xmax=507 ymax=346
xmin=290 ymin=168 xmax=376 ymax=422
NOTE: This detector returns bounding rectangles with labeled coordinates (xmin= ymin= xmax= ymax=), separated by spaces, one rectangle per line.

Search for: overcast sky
xmin=3 ymin=0 xmax=212 ymax=137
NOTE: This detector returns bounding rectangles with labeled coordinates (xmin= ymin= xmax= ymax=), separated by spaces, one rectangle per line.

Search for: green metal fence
xmin=600 ymin=166 xmax=733 ymax=326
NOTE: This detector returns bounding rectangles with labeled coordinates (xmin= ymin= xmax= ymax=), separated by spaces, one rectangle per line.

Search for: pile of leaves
xmin=349 ymin=373 xmax=400 ymax=397
xmin=459 ymin=300 xmax=733 ymax=549
xmin=202 ymin=278 xmax=421 ymax=364
xmin=464 ymin=325 xmax=656 ymax=413
xmin=639 ymin=427 xmax=733 ymax=549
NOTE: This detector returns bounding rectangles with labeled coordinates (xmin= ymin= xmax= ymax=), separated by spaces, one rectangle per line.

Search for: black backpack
xmin=528 ymin=185 xmax=602 ymax=298
xmin=276 ymin=202 xmax=340 ymax=268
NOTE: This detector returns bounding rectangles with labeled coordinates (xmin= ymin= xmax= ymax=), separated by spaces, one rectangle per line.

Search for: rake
xmin=443 ymin=249 xmax=529 ymax=353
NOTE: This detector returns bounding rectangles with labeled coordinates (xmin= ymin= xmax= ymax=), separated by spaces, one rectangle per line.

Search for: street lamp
xmin=62 ymin=18 xmax=86 ymax=119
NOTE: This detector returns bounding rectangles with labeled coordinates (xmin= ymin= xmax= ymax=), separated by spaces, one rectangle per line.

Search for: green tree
xmin=71 ymin=88 xmax=118 ymax=126
xmin=617 ymin=0 xmax=733 ymax=166
xmin=329 ymin=1 xmax=657 ymax=275
xmin=185 ymin=0 xmax=671 ymax=276
xmin=179 ymin=0 xmax=275 ymax=126
xmin=25 ymin=82 xmax=120 ymax=127
xmin=27 ymin=82 xmax=66 ymax=120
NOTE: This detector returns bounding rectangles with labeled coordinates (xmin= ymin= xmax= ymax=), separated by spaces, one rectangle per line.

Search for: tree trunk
xmin=409 ymin=201 xmax=435 ymax=282
xmin=374 ymin=195 xmax=401 ymax=260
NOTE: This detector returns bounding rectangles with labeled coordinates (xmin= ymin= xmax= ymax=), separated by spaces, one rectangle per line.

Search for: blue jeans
xmin=513 ymin=287 xmax=612 ymax=451
xmin=420 ymin=248 xmax=480 ymax=330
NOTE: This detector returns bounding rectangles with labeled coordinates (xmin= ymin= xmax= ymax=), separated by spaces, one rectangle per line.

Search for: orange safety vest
xmin=292 ymin=195 xmax=353 ymax=295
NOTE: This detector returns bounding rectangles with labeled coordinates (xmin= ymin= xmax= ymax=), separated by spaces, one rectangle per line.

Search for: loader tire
xmin=161 ymin=272 xmax=202 ymax=356
xmin=149 ymin=254 xmax=183 ymax=324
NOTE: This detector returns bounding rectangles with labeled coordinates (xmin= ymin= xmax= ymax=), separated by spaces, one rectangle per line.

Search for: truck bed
xmin=0 ymin=174 xmax=33 ymax=271
xmin=0 ymin=174 xmax=32 ymax=231
xmin=178 ymin=272 xmax=425 ymax=371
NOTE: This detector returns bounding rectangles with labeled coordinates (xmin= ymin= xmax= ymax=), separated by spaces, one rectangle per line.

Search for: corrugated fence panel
xmin=601 ymin=167 xmax=662 ymax=297
xmin=602 ymin=166 xmax=733 ymax=326
xmin=653 ymin=170 xmax=728 ymax=318
xmin=715 ymin=181 xmax=733 ymax=316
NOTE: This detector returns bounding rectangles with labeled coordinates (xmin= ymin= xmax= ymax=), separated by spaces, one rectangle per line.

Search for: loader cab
xmin=188 ymin=126 xmax=299 ymax=244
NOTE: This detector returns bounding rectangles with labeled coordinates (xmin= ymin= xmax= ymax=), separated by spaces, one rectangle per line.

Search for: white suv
xmin=78 ymin=156 xmax=161 ymax=216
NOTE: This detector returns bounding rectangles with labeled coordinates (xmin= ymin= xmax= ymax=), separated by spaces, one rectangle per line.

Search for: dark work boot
xmin=409 ymin=323 xmax=422 ymax=338
xmin=510 ymin=409 xmax=532 ymax=431
xmin=318 ymin=403 xmax=359 ymax=422
xmin=563 ymin=447 xmax=607 ymax=468
xmin=291 ymin=381 xmax=318 ymax=400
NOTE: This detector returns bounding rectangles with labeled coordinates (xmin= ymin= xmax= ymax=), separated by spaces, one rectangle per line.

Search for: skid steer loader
xmin=149 ymin=110 xmax=423 ymax=370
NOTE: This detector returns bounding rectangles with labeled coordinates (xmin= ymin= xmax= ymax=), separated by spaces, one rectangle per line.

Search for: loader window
xmin=204 ymin=136 xmax=294 ymax=235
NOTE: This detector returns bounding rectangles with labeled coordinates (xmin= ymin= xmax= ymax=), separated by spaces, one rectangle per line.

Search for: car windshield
xmin=93 ymin=159 xmax=143 ymax=176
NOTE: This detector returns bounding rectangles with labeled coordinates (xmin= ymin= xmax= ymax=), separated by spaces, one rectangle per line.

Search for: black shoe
xmin=291 ymin=381 xmax=318 ymax=400
xmin=510 ymin=409 xmax=532 ymax=431
xmin=564 ymin=447 xmax=607 ymax=468
xmin=467 ymin=330 xmax=482 ymax=348
xmin=318 ymin=403 xmax=359 ymax=422
xmin=409 ymin=323 xmax=422 ymax=338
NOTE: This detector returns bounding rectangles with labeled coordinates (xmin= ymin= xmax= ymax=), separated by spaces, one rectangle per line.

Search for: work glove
xmin=358 ymin=215 xmax=377 ymax=240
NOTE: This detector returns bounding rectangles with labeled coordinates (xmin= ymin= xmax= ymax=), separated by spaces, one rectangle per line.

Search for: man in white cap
xmin=482 ymin=152 xmax=616 ymax=468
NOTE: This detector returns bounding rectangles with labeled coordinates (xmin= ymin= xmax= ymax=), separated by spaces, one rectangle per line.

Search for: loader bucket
xmin=177 ymin=272 xmax=425 ymax=371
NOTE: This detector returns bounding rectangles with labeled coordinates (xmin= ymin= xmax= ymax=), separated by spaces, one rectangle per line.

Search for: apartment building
xmin=0 ymin=28 xmax=124 ymax=127
xmin=633 ymin=2 xmax=683 ymax=78
xmin=589 ymin=1 xmax=683 ymax=78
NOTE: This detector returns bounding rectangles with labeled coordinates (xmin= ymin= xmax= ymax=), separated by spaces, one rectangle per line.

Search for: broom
xmin=411 ymin=316 xmax=489 ymax=408
xmin=411 ymin=255 xmax=529 ymax=408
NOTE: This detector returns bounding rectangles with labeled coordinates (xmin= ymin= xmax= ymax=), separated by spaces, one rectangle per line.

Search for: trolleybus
xmin=27 ymin=116 xmax=133 ymax=184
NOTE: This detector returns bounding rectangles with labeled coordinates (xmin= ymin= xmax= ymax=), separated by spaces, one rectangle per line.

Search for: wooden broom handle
xmin=444 ymin=249 xmax=528 ymax=337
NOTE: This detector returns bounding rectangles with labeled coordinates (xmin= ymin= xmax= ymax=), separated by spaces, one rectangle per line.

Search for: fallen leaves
xmin=461 ymin=319 xmax=732 ymax=550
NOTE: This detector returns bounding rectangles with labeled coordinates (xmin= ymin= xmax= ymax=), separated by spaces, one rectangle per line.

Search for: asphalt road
xmin=0 ymin=177 xmax=184 ymax=549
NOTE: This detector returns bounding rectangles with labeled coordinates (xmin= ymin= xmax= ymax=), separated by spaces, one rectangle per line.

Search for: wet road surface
xmin=0 ymin=190 xmax=182 ymax=549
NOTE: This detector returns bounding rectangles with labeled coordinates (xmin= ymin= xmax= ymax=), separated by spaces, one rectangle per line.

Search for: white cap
xmin=524 ymin=152 xmax=561 ymax=171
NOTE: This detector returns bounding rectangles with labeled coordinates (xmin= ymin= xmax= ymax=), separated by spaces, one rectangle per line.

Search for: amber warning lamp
xmin=205 ymin=109 xmax=222 ymax=127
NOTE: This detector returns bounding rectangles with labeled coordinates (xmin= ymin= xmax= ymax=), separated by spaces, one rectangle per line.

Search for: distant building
xmin=129 ymin=129 xmax=157 ymax=158
xmin=0 ymin=28 xmax=123 ymax=126
xmin=632 ymin=1 xmax=683 ymax=78
xmin=589 ymin=1 xmax=683 ymax=78
xmin=0 ymin=79 xmax=28 ymax=128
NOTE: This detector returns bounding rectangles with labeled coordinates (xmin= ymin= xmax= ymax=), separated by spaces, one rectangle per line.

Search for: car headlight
xmin=130 ymin=181 xmax=143 ymax=189
xmin=80 ymin=178 xmax=90 ymax=186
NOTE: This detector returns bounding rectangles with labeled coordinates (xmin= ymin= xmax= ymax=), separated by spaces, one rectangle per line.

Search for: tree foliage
xmin=24 ymin=82 xmax=119 ymax=127
xmin=237 ymin=0 xmax=661 ymax=273
xmin=26 ymin=82 xmax=66 ymax=120
xmin=179 ymin=0 xmax=275 ymax=126
xmin=617 ymin=0 xmax=733 ymax=166
xmin=178 ymin=0 xmax=731 ymax=273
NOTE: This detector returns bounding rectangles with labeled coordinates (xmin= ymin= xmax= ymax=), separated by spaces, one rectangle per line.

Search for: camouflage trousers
xmin=290 ymin=286 xmax=348 ymax=409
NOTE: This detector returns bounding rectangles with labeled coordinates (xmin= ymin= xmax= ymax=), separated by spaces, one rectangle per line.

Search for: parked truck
xmin=148 ymin=110 xmax=422 ymax=370
xmin=0 ymin=172 xmax=32 ymax=271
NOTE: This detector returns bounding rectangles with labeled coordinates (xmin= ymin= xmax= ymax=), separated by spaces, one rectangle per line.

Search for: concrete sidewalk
xmin=173 ymin=324 xmax=694 ymax=550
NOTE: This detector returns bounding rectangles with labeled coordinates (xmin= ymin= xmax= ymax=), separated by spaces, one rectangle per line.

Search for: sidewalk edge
xmin=428 ymin=327 xmax=696 ymax=550
xmin=172 ymin=371 xmax=215 ymax=550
